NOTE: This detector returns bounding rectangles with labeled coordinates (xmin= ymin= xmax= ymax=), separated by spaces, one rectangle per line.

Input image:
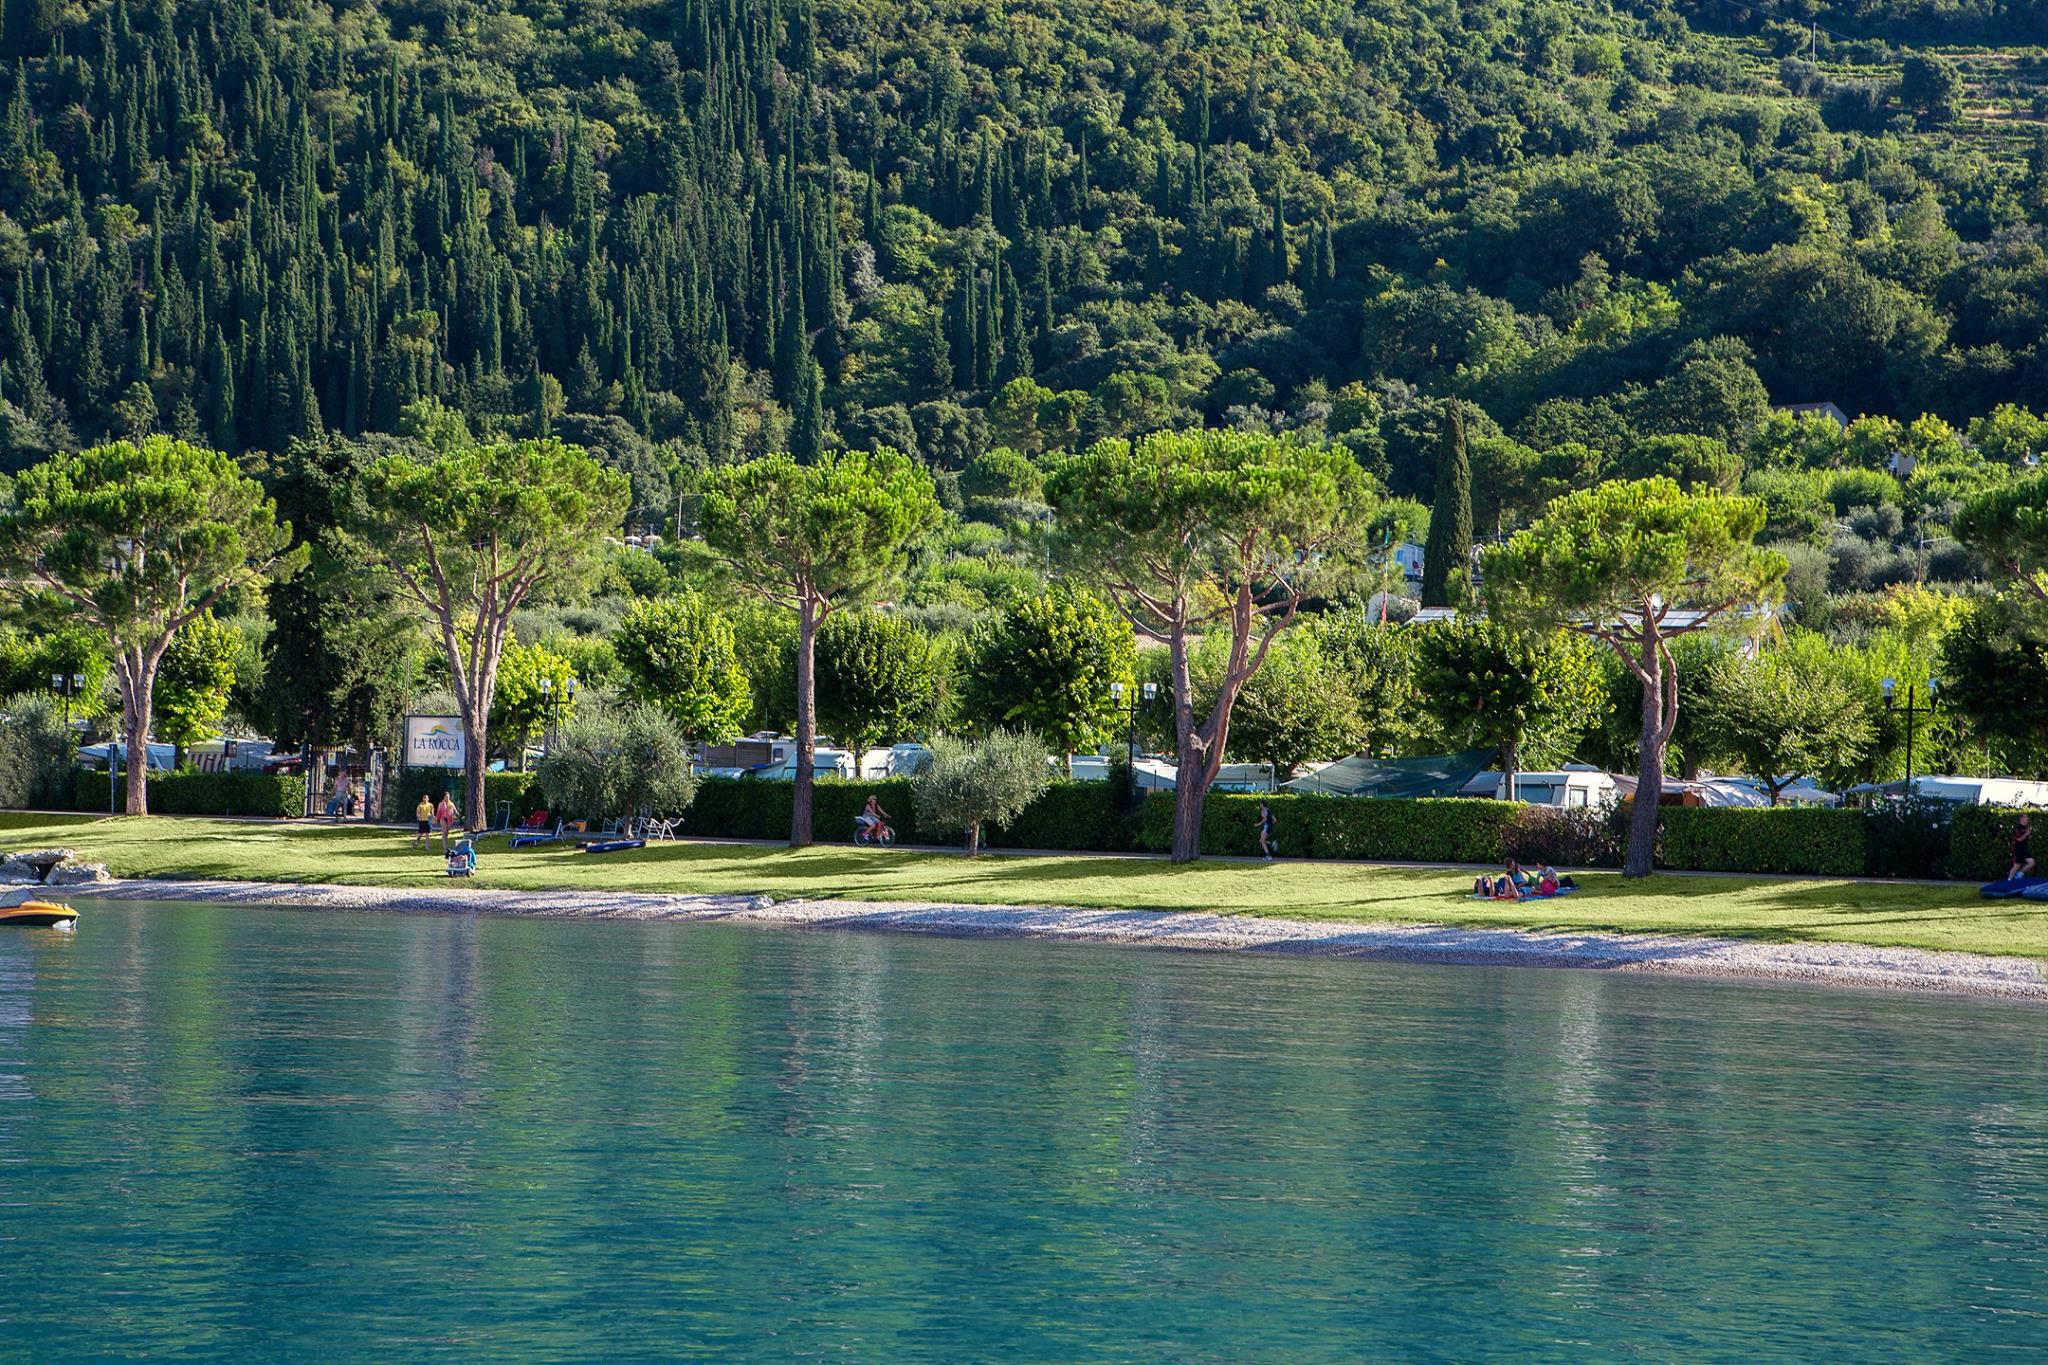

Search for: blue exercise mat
xmin=1980 ymin=875 xmax=2048 ymax=900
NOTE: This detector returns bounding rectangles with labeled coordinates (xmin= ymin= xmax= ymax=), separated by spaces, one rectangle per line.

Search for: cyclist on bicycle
xmin=855 ymin=794 xmax=894 ymax=844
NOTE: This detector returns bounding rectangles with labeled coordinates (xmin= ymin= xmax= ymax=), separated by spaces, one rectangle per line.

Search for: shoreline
xmin=70 ymin=877 xmax=2048 ymax=1002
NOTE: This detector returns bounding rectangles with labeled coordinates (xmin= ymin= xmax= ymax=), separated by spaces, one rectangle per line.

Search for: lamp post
xmin=50 ymin=671 xmax=84 ymax=726
xmin=1881 ymin=676 xmax=1938 ymax=796
xmin=1109 ymin=680 xmax=1160 ymax=811
xmin=538 ymin=674 xmax=578 ymax=755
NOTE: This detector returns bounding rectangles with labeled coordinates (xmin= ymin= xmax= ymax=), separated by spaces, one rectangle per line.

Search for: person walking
xmin=434 ymin=791 xmax=460 ymax=854
xmin=2010 ymin=813 xmax=2036 ymax=881
xmin=1258 ymin=801 xmax=1278 ymax=861
xmin=413 ymin=793 xmax=435 ymax=850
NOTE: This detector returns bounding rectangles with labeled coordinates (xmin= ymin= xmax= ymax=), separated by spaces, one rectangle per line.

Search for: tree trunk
xmin=1502 ymin=738 xmax=1518 ymax=803
xmin=1625 ymin=638 xmax=1667 ymax=879
xmin=1167 ymin=625 xmax=1205 ymax=862
xmin=791 ymin=596 xmax=820 ymax=848
xmin=462 ymin=711 xmax=488 ymax=832
xmin=118 ymin=650 xmax=155 ymax=816
xmin=966 ymin=821 xmax=981 ymax=857
xmin=124 ymin=679 xmax=151 ymax=816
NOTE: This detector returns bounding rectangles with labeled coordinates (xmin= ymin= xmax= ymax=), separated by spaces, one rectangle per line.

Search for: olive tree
xmin=343 ymin=438 xmax=629 ymax=828
xmin=0 ymin=693 xmax=76 ymax=809
xmin=1046 ymin=429 xmax=1377 ymax=860
xmin=910 ymin=727 xmax=1053 ymax=856
xmin=1482 ymin=477 xmax=1783 ymax=877
xmin=698 ymin=449 xmax=941 ymax=846
xmin=536 ymin=701 xmax=698 ymax=829
xmin=0 ymin=437 xmax=302 ymax=814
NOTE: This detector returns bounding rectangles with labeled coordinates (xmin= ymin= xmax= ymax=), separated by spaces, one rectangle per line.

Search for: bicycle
xmin=855 ymin=821 xmax=895 ymax=847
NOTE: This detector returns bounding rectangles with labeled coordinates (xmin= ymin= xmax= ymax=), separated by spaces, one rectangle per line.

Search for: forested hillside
xmin=2 ymin=0 xmax=2046 ymax=510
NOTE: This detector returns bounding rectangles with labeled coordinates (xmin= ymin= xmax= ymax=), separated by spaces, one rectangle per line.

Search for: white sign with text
xmin=403 ymin=716 xmax=467 ymax=770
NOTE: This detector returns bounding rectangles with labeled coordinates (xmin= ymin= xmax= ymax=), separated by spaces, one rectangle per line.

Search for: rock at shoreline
xmin=0 ymin=864 xmax=41 ymax=885
xmin=5 ymin=849 xmax=76 ymax=874
xmin=43 ymin=860 xmax=110 ymax=886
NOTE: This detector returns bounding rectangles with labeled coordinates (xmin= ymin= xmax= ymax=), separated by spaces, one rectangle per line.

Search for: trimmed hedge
xmin=385 ymin=771 xmax=541 ymax=825
xmin=653 ymin=776 xmax=2041 ymax=881
xmin=1503 ymin=805 xmax=1628 ymax=869
xmin=1135 ymin=792 xmax=1517 ymax=863
xmin=994 ymin=782 xmax=1136 ymax=852
xmin=1950 ymin=805 xmax=2028 ymax=882
xmin=684 ymin=777 xmax=925 ymax=843
xmin=682 ymin=777 xmax=1138 ymax=850
xmin=1660 ymin=806 xmax=1868 ymax=877
xmin=71 ymin=769 xmax=307 ymax=818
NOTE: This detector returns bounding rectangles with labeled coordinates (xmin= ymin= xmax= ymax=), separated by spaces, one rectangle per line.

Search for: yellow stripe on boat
xmin=0 ymin=901 xmax=78 ymax=926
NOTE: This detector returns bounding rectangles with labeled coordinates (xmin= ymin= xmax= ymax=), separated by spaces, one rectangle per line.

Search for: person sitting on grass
xmin=2011 ymin=813 xmax=2036 ymax=881
xmin=1474 ymin=860 xmax=1531 ymax=899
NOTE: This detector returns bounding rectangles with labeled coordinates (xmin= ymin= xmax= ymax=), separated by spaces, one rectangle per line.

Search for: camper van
xmin=696 ymin=736 xmax=856 ymax=780
xmin=1473 ymin=769 xmax=1620 ymax=808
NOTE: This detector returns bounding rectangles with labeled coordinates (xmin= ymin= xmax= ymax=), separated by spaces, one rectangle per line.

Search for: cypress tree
xmin=1421 ymin=401 xmax=1473 ymax=609
xmin=204 ymin=324 xmax=235 ymax=450
xmin=925 ymin=305 xmax=952 ymax=394
xmin=790 ymin=354 xmax=825 ymax=461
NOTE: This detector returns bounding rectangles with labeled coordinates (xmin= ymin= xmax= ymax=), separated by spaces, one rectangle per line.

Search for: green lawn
xmin=2 ymin=812 xmax=2031 ymax=959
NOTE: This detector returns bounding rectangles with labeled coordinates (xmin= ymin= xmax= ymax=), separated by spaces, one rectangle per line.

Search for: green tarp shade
xmin=1282 ymin=748 xmax=1495 ymax=799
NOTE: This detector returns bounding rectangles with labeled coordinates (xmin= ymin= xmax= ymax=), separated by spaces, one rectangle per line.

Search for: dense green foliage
xmin=4 ymin=0 xmax=2048 ymax=854
xmin=1696 ymin=633 xmax=1877 ymax=798
xmin=68 ymin=767 xmax=305 ymax=816
xmin=814 ymin=608 xmax=943 ymax=753
xmin=6 ymin=0 xmax=2048 ymax=479
xmin=681 ymin=775 xmax=1134 ymax=851
xmin=960 ymin=586 xmax=1134 ymax=751
xmin=1047 ymin=427 xmax=1377 ymax=857
xmin=153 ymin=610 xmax=239 ymax=751
xmin=612 ymin=592 xmax=752 ymax=741
xmin=1411 ymin=619 xmax=1605 ymax=781
xmin=671 ymin=775 xmax=2033 ymax=881
xmin=0 ymin=434 xmax=301 ymax=811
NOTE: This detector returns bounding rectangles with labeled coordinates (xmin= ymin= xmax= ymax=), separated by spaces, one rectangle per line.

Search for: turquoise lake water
xmin=2 ymin=901 xmax=2046 ymax=1361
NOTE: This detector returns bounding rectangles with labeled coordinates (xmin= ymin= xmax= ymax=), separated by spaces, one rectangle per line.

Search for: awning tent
xmin=77 ymin=741 xmax=175 ymax=771
xmin=1282 ymin=748 xmax=1495 ymax=799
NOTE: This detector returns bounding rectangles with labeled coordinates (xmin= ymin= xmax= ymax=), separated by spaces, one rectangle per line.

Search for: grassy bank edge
xmin=0 ymin=812 xmax=2029 ymax=960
